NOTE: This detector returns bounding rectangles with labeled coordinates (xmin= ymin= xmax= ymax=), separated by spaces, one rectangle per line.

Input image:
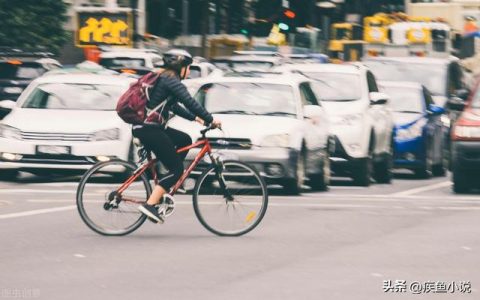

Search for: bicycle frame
xmin=116 ymin=138 xmax=212 ymax=197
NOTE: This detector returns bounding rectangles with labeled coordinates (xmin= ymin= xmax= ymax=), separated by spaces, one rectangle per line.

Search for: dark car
xmin=0 ymin=49 xmax=61 ymax=118
xmin=450 ymin=80 xmax=480 ymax=193
xmin=380 ymin=81 xmax=446 ymax=178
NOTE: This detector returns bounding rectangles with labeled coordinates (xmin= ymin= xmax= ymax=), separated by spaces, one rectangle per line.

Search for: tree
xmin=0 ymin=0 xmax=69 ymax=54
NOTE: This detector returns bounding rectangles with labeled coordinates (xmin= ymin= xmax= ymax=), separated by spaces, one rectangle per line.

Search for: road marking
xmin=0 ymin=205 xmax=76 ymax=220
xmin=389 ymin=181 xmax=451 ymax=197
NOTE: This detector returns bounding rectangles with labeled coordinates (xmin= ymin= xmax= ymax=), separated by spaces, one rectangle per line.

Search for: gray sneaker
xmin=138 ymin=204 xmax=164 ymax=224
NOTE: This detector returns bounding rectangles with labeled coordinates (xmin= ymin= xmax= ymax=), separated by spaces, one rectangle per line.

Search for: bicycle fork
xmin=209 ymin=153 xmax=234 ymax=202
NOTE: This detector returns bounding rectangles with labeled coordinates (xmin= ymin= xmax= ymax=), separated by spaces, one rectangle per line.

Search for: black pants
xmin=133 ymin=125 xmax=192 ymax=190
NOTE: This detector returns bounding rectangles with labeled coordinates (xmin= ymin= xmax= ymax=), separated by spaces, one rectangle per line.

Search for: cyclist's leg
xmin=165 ymin=127 xmax=193 ymax=160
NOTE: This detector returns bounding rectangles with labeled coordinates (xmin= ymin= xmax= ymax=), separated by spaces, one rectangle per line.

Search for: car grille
xmin=20 ymin=131 xmax=92 ymax=142
xmin=205 ymin=138 xmax=252 ymax=150
xmin=19 ymin=154 xmax=96 ymax=165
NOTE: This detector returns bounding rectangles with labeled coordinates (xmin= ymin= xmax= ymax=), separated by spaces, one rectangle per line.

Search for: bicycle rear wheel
xmin=76 ymin=160 xmax=151 ymax=236
xmin=193 ymin=160 xmax=268 ymax=236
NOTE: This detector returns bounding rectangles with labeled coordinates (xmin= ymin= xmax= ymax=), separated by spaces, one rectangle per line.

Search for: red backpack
xmin=116 ymin=72 xmax=164 ymax=124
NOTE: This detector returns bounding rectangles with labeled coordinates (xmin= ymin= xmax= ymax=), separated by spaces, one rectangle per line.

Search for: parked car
xmin=187 ymin=62 xmax=217 ymax=79
xmin=169 ymin=73 xmax=332 ymax=194
xmin=276 ymin=63 xmax=394 ymax=186
xmin=0 ymin=73 xmax=136 ymax=180
xmin=98 ymin=48 xmax=162 ymax=75
xmin=379 ymin=81 xmax=446 ymax=178
xmin=0 ymin=49 xmax=61 ymax=118
xmin=450 ymin=80 xmax=480 ymax=193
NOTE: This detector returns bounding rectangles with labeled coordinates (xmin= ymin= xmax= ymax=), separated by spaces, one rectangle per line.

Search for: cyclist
xmin=133 ymin=49 xmax=221 ymax=224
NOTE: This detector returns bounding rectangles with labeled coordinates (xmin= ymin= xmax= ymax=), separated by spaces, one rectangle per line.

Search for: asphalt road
xmin=1 ymin=171 xmax=480 ymax=300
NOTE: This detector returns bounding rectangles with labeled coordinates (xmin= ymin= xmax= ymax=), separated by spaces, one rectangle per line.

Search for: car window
xmin=0 ymin=62 xmax=46 ymax=79
xmin=187 ymin=66 xmax=202 ymax=79
xmin=364 ymin=60 xmax=448 ymax=96
xmin=448 ymin=62 xmax=464 ymax=94
xmin=195 ymin=82 xmax=297 ymax=117
xmin=367 ymin=71 xmax=379 ymax=92
xmin=22 ymin=83 xmax=127 ymax=110
xmin=299 ymin=82 xmax=319 ymax=106
xmin=423 ymin=87 xmax=434 ymax=107
xmin=99 ymin=58 xmax=145 ymax=68
xmin=307 ymin=72 xmax=362 ymax=101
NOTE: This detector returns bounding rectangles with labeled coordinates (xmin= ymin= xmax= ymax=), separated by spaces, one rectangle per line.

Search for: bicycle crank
xmin=156 ymin=194 xmax=175 ymax=218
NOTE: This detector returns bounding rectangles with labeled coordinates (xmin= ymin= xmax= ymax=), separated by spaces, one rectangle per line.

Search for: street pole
xmin=201 ymin=0 xmax=209 ymax=57
xmin=130 ymin=0 xmax=138 ymax=48
xmin=182 ymin=0 xmax=189 ymax=35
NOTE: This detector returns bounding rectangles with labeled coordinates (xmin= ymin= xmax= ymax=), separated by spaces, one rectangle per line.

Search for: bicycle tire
xmin=76 ymin=159 xmax=151 ymax=236
xmin=192 ymin=160 xmax=268 ymax=236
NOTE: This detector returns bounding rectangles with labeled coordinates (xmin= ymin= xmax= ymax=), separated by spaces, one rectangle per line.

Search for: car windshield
xmin=364 ymin=61 xmax=447 ymax=96
xmin=0 ymin=62 xmax=46 ymax=79
xmin=22 ymin=83 xmax=126 ymax=110
xmin=100 ymin=58 xmax=145 ymax=68
xmin=306 ymin=72 xmax=361 ymax=101
xmin=380 ymin=85 xmax=424 ymax=113
xmin=195 ymin=82 xmax=296 ymax=116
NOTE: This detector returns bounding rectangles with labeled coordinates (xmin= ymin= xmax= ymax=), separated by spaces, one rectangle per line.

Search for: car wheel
xmin=282 ymin=152 xmax=305 ymax=195
xmin=414 ymin=157 xmax=432 ymax=179
xmin=373 ymin=142 xmax=393 ymax=184
xmin=432 ymin=161 xmax=446 ymax=177
xmin=352 ymin=156 xmax=372 ymax=187
xmin=452 ymin=167 xmax=470 ymax=194
xmin=0 ymin=170 xmax=19 ymax=181
xmin=309 ymin=149 xmax=330 ymax=192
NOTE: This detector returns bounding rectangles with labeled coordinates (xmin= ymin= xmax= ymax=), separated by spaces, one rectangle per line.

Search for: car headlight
xmin=329 ymin=114 xmax=363 ymax=126
xmin=261 ymin=134 xmax=290 ymax=148
xmin=454 ymin=126 xmax=480 ymax=139
xmin=0 ymin=124 xmax=21 ymax=140
xmin=91 ymin=128 xmax=120 ymax=141
xmin=395 ymin=119 xmax=427 ymax=141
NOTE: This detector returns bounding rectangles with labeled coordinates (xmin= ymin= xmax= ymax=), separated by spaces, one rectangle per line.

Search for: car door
xmin=299 ymin=82 xmax=328 ymax=172
xmin=424 ymin=87 xmax=443 ymax=165
xmin=367 ymin=71 xmax=391 ymax=155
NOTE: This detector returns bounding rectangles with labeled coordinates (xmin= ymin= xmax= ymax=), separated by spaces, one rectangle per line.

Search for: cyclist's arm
xmin=165 ymin=77 xmax=214 ymax=124
xmin=171 ymin=102 xmax=196 ymax=121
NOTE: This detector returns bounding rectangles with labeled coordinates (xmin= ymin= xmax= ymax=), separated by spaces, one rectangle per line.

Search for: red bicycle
xmin=76 ymin=125 xmax=268 ymax=236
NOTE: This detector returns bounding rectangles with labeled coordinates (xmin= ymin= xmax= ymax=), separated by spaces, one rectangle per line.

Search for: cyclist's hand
xmin=195 ymin=117 xmax=205 ymax=125
xmin=211 ymin=119 xmax=222 ymax=129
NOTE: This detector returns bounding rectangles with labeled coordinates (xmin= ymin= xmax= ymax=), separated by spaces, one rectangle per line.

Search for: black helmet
xmin=162 ymin=49 xmax=193 ymax=73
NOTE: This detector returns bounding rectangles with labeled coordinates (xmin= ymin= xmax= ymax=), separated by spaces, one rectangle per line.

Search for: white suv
xmin=276 ymin=63 xmax=394 ymax=186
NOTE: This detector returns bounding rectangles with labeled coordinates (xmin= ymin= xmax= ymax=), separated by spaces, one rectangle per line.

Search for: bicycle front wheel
xmin=76 ymin=159 xmax=151 ymax=236
xmin=193 ymin=160 xmax=268 ymax=236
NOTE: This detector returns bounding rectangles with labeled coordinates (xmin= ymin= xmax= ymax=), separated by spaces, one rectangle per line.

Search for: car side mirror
xmin=303 ymin=105 xmax=323 ymax=119
xmin=447 ymin=97 xmax=466 ymax=111
xmin=0 ymin=100 xmax=15 ymax=112
xmin=369 ymin=92 xmax=389 ymax=105
xmin=428 ymin=104 xmax=445 ymax=115
xmin=453 ymin=88 xmax=470 ymax=100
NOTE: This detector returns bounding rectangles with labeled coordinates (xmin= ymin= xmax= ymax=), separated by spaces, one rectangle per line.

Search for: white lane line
xmin=0 ymin=205 xmax=76 ymax=220
xmin=0 ymin=189 xmax=76 ymax=194
xmin=389 ymin=181 xmax=451 ymax=197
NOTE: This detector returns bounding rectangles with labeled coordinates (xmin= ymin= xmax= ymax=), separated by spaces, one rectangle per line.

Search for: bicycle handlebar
xmin=200 ymin=123 xmax=221 ymax=136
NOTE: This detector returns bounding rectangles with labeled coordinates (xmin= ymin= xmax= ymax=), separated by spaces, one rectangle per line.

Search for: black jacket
xmin=146 ymin=72 xmax=213 ymax=124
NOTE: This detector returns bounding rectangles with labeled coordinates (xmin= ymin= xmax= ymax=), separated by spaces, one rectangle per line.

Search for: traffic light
xmin=278 ymin=8 xmax=296 ymax=34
